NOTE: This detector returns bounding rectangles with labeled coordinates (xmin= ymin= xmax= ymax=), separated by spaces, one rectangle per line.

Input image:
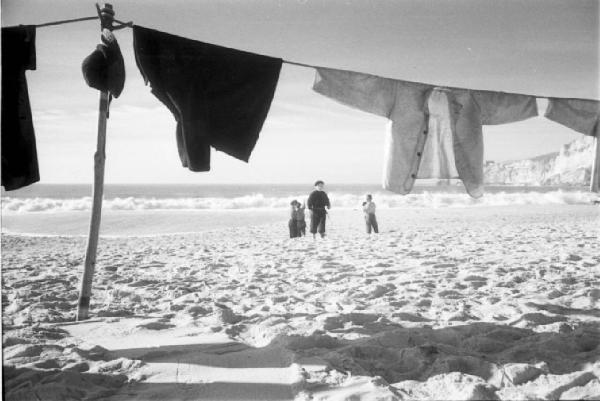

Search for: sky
xmin=2 ymin=0 xmax=599 ymax=184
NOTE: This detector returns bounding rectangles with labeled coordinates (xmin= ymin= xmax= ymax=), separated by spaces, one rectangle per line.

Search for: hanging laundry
xmin=313 ymin=68 xmax=538 ymax=197
xmin=545 ymin=97 xmax=600 ymax=193
xmin=81 ymin=28 xmax=126 ymax=98
xmin=417 ymin=88 xmax=460 ymax=179
xmin=132 ymin=25 xmax=282 ymax=172
xmin=545 ymin=98 xmax=599 ymax=137
xmin=1 ymin=26 xmax=39 ymax=191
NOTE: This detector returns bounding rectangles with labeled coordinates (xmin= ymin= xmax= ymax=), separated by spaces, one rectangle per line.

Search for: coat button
xmin=423 ymin=130 xmax=428 ymax=135
xmin=411 ymin=174 xmax=416 ymax=178
xmin=417 ymin=152 xmax=422 ymax=156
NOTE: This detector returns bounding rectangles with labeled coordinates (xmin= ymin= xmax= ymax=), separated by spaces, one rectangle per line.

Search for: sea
xmin=2 ymin=184 xmax=598 ymax=236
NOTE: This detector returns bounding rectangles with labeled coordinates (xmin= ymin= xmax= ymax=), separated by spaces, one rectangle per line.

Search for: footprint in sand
xmin=462 ymin=275 xmax=488 ymax=289
xmin=463 ymin=275 xmax=487 ymax=282
xmin=374 ymin=262 xmax=393 ymax=268
xmin=368 ymin=285 xmax=396 ymax=299
xmin=445 ymin=311 xmax=480 ymax=322
xmin=322 ymin=313 xmax=380 ymax=330
xmin=392 ymin=312 xmax=432 ymax=322
xmin=511 ymin=312 xmax=567 ymax=327
xmin=416 ymin=299 xmax=432 ymax=308
xmin=438 ymin=290 xmax=464 ymax=299
xmin=389 ymin=300 xmax=411 ymax=308
xmin=546 ymin=289 xmax=565 ymax=299
xmin=433 ymin=263 xmax=457 ymax=269
xmin=136 ymin=321 xmax=176 ymax=330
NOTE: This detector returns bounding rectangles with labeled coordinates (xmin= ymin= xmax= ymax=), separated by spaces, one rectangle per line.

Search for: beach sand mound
xmin=3 ymin=325 xmax=144 ymax=400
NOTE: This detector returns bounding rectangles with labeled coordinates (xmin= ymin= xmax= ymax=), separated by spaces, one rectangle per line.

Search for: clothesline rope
xmin=3 ymin=16 xmax=132 ymax=29
xmin=3 ymin=15 xmax=322 ymax=69
xmin=36 ymin=16 xmax=98 ymax=28
xmin=283 ymin=60 xmax=320 ymax=69
xmin=3 ymin=15 xmax=598 ymax=101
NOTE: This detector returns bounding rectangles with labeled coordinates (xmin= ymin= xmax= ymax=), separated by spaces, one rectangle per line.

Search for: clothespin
xmin=95 ymin=3 xmax=132 ymax=31
xmin=96 ymin=3 xmax=115 ymax=31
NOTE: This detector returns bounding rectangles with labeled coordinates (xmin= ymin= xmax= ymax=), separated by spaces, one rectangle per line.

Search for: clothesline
xmin=5 ymin=14 xmax=599 ymax=102
xmin=32 ymin=15 xmax=97 ymax=28
xmin=6 ymin=14 xmax=311 ymax=64
xmin=3 ymin=15 xmax=132 ymax=30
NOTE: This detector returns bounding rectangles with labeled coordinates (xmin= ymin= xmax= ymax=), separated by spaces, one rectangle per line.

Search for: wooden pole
xmin=591 ymin=128 xmax=600 ymax=193
xmin=77 ymin=3 xmax=114 ymax=321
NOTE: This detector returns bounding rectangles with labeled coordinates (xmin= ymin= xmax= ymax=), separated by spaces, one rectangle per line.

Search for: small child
xmin=362 ymin=194 xmax=379 ymax=234
xmin=295 ymin=202 xmax=306 ymax=236
xmin=289 ymin=200 xmax=299 ymax=238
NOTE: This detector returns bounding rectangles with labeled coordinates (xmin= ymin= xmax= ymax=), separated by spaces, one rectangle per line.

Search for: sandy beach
xmin=3 ymin=0 xmax=599 ymax=399
xmin=2 ymin=204 xmax=600 ymax=400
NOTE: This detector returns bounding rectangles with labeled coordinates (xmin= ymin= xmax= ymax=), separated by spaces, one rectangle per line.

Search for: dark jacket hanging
xmin=1 ymin=26 xmax=39 ymax=191
xmin=132 ymin=25 xmax=283 ymax=172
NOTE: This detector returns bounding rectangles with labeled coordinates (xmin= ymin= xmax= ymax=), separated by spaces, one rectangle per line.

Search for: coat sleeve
xmin=472 ymin=90 xmax=538 ymax=125
xmin=544 ymin=98 xmax=600 ymax=136
xmin=313 ymin=67 xmax=396 ymax=118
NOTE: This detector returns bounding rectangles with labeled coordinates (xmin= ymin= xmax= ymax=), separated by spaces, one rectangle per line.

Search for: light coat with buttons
xmin=313 ymin=68 xmax=538 ymax=198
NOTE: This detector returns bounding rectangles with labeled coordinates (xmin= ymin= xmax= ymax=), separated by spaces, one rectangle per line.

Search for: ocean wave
xmin=2 ymin=190 xmax=598 ymax=214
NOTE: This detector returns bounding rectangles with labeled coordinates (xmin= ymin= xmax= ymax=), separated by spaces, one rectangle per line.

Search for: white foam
xmin=1 ymin=190 xmax=597 ymax=214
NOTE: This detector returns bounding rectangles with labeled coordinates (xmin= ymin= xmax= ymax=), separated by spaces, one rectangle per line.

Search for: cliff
xmin=484 ymin=136 xmax=596 ymax=186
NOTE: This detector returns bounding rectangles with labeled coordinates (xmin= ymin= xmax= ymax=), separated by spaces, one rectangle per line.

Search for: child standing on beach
xmin=295 ymin=202 xmax=306 ymax=236
xmin=289 ymin=200 xmax=299 ymax=238
xmin=307 ymin=180 xmax=330 ymax=238
xmin=362 ymin=194 xmax=378 ymax=234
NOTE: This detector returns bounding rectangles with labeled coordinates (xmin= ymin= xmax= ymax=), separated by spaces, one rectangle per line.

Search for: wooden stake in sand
xmin=77 ymin=3 xmax=115 ymax=321
xmin=591 ymin=129 xmax=600 ymax=193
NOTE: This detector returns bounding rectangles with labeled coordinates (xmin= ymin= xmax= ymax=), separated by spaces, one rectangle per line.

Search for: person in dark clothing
xmin=288 ymin=200 xmax=299 ymax=238
xmin=307 ymin=180 xmax=330 ymax=238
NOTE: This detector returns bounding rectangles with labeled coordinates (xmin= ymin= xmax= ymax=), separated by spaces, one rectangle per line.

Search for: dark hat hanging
xmin=81 ymin=28 xmax=125 ymax=98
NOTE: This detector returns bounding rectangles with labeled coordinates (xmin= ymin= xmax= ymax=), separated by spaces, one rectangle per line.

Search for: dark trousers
xmin=289 ymin=219 xmax=298 ymax=238
xmin=310 ymin=209 xmax=327 ymax=236
xmin=296 ymin=220 xmax=306 ymax=236
xmin=365 ymin=213 xmax=378 ymax=234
